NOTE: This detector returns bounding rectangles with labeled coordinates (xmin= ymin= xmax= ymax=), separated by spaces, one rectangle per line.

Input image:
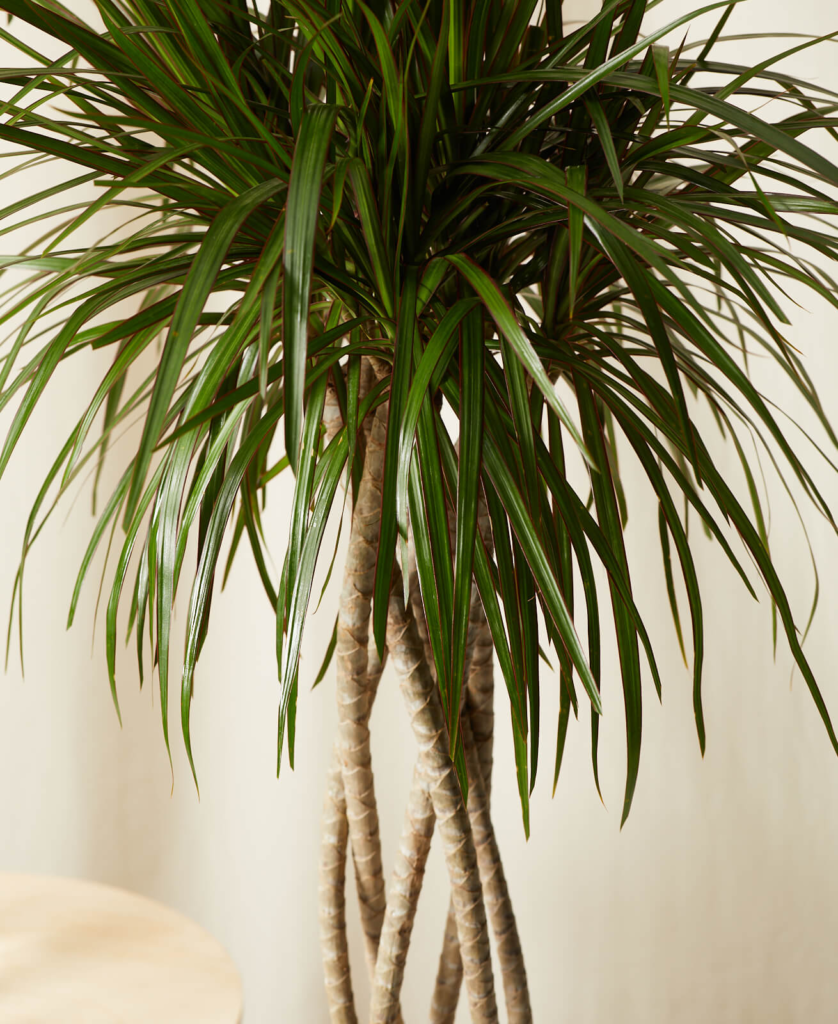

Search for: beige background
xmin=2 ymin=2 xmax=838 ymax=1021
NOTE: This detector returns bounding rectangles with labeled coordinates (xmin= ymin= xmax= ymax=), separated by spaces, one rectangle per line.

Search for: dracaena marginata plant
xmin=2 ymin=0 xmax=838 ymax=1019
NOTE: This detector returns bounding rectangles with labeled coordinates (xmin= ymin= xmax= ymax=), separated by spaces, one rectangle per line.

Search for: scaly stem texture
xmin=462 ymin=712 xmax=531 ymax=1021
xmin=386 ymin=574 xmax=499 ymax=1024
xmin=319 ymin=747 xmax=357 ymax=1023
xmin=336 ymin=402 xmax=389 ymax=975
xmin=369 ymin=762 xmax=435 ymax=1023
xmin=432 ymin=500 xmax=496 ymax=1023
xmin=320 ymin=636 xmax=389 ymax=1021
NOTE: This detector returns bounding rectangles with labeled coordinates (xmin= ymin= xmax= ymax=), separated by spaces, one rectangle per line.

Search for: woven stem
xmin=431 ymin=500 xmax=496 ymax=1022
xmin=335 ymin=401 xmax=388 ymax=975
xmin=385 ymin=572 xmax=499 ymax=1024
xmin=319 ymin=746 xmax=357 ymax=1023
xmin=369 ymin=761 xmax=435 ymax=1023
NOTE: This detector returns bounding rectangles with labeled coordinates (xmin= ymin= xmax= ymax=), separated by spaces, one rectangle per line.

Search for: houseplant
xmin=2 ymin=0 xmax=838 ymax=1019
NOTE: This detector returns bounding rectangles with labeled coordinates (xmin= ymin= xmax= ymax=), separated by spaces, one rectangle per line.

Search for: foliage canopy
xmin=2 ymin=0 xmax=838 ymax=829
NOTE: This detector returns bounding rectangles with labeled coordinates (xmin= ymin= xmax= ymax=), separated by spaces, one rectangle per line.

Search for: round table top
xmin=0 ymin=873 xmax=243 ymax=1023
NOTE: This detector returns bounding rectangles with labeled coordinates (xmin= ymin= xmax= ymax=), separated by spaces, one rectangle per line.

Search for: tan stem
xmin=319 ymin=748 xmax=357 ymax=1024
xmin=429 ymin=904 xmax=463 ymax=1024
xmin=408 ymin=558 xmax=468 ymax=1024
xmin=466 ymin=608 xmax=495 ymax=801
xmin=432 ymin=499 xmax=496 ymax=1024
xmin=323 ymin=377 xmax=344 ymax=449
xmin=430 ymin=593 xmax=494 ymax=1024
xmin=336 ymin=400 xmax=389 ymax=976
xmin=408 ymin=558 xmax=435 ymax=683
xmin=386 ymin=574 xmax=499 ymax=1024
xmin=369 ymin=762 xmax=435 ymax=1023
xmin=432 ymin=640 xmax=528 ymax=1023
xmin=318 ymin=363 xmax=365 ymax=1023
xmin=462 ymin=712 xmax=531 ymax=1022
xmin=320 ymin=630 xmax=389 ymax=1012
xmin=320 ymin=354 xmax=397 ymax=1022
xmin=426 ymin=598 xmax=467 ymax=1024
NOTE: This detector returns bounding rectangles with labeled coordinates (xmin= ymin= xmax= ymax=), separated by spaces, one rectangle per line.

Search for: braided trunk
xmin=369 ymin=762 xmax=435 ymax=1023
xmin=319 ymin=747 xmax=357 ymax=1023
xmin=319 ymin=638 xmax=388 ymax=1021
xmin=432 ymin=500 xmax=502 ymax=1023
xmin=385 ymin=573 xmax=499 ymax=1024
xmin=320 ymin=363 xmax=393 ymax=1021
xmin=319 ymin=371 xmax=527 ymax=1022
xmin=335 ymin=402 xmax=388 ymax=975
xmin=430 ymin=592 xmax=495 ymax=1023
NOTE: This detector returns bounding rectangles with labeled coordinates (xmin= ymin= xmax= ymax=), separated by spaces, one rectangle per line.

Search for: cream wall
xmin=2 ymin=2 xmax=838 ymax=1021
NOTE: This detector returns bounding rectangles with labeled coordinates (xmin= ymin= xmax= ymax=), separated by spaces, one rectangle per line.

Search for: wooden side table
xmin=0 ymin=874 xmax=243 ymax=1022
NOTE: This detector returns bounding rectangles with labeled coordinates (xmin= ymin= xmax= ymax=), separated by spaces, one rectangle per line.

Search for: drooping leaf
xmin=283 ymin=105 xmax=338 ymax=472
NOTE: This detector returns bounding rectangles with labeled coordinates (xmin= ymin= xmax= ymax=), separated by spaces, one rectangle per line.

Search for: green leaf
xmin=283 ymin=371 xmax=328 ymax=667
xmin=106 ymin=462 xmax=167 ymax=721
xmin=515 ymin=536 xmax=541 ymax=790
xmin=576 ymin=379 xmax=642 ymax=827
xmin=283 ymin=105 xmax=338 ymax=473
xmin=348 ymin=158 xmax=396 ymax=317
xmin=68 ymin=466 xmax=131 ymax=634
xmin=480 ymin=431 xmax=601 ymax=716
xmin=446 ymin=253 xmax=591 ymax=464
xmin=584 ymin=99 xmax=624 ymax=201
xmin=588 ymin=223 xmax=699 ymax=475
xmin=125 ymin=178 xmax=284 ymax=521
xmin=499 ymin=1 xmax=741 ymax=148
xmin=373 ymin=267 xmax=419 ymax=655
xmin=182 ymin=400 xmax=288 ymax=775
xmin=279 ymin=435 xmax=348 ymax=770
xmin=659 ymin=505 xmax=687 ymax=666
xmin=396 ymin=297 xmax=478 ymax=545
xmin=414 ymin=0 xmax=450 ymax=233
xmin=449 ymin=304 xmax=483 ymax=753
xmin=611 ymin=0 xmax=647 ymax=56
xmin=5 ymin=0 xmax=838 ymax=841
xmin=652 ymin=45 xmax=670 ymax=123
xmin=566 ymin=165 xmax=586 ymax=318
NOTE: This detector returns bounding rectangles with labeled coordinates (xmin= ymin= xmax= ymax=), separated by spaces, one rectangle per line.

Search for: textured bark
xmin=467 ymin=498 xmax=495 ymax=791
xmin=465 ymin=608 xmax=495 ymax=799
xmin=369 ymin=763 xmax=435 ymax=1023
xmin=386 ymin=575 xmax=499 ymax=1024
xmin=408 ymin=557 xmax=435 ymax=683
xmin=430 ymin=904 xmax=463 ymax=1024
xmin=323 ymin=378 xmax=344 ymax=448
xmin=320 ymin=630 xmax=389 ymax=1021
xmin=335 ymin=402 xmax=389 ymax=976
xmin=319 ymin=747 xmax=357 ymax=1024
xmin=432 ymin=499 xmax=497 ymax=1023
xmin=321 ymin=375 xmax=526 ymax=1022
xmin=431 ymin=627 xmax=529 ymax=1023
xmin=462 ymin=712 xmax=531 ymax=1022
xmin=319 ymin=354 xmax=398 ymax=1022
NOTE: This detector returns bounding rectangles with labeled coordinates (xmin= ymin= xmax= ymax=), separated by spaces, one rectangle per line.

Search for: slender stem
xmin=335 ymin=402 xmax=389 ymax=975
xmin=432 ymin=501 xmax=496 ymax=1024
xmin=319 ymin=747 xmax=357 ymax=1024
xmin=431 ymin=596 xmax=497 ymax=1023
xmin=320 ymin=355 xmax=391 ymax=1022
xmin=369 ymin=761 xmax=435 ymax=1023
xmin=431 ymin=624 xmax=529 ymax=1023
xmin=462 ymin=712 xmax=531 ymax=1022
xmin=323 ymin=376 xmax=344 ymax=448
xmin=386 ymin=571 xmax=499 ymax=1024
xmin=320 ymin=633 xmax=389 ymax=1023
xmin=466 ymin=603 xmax=495 ymax=800
xmin=430 ymin=905 xmax=463 ymax=1024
